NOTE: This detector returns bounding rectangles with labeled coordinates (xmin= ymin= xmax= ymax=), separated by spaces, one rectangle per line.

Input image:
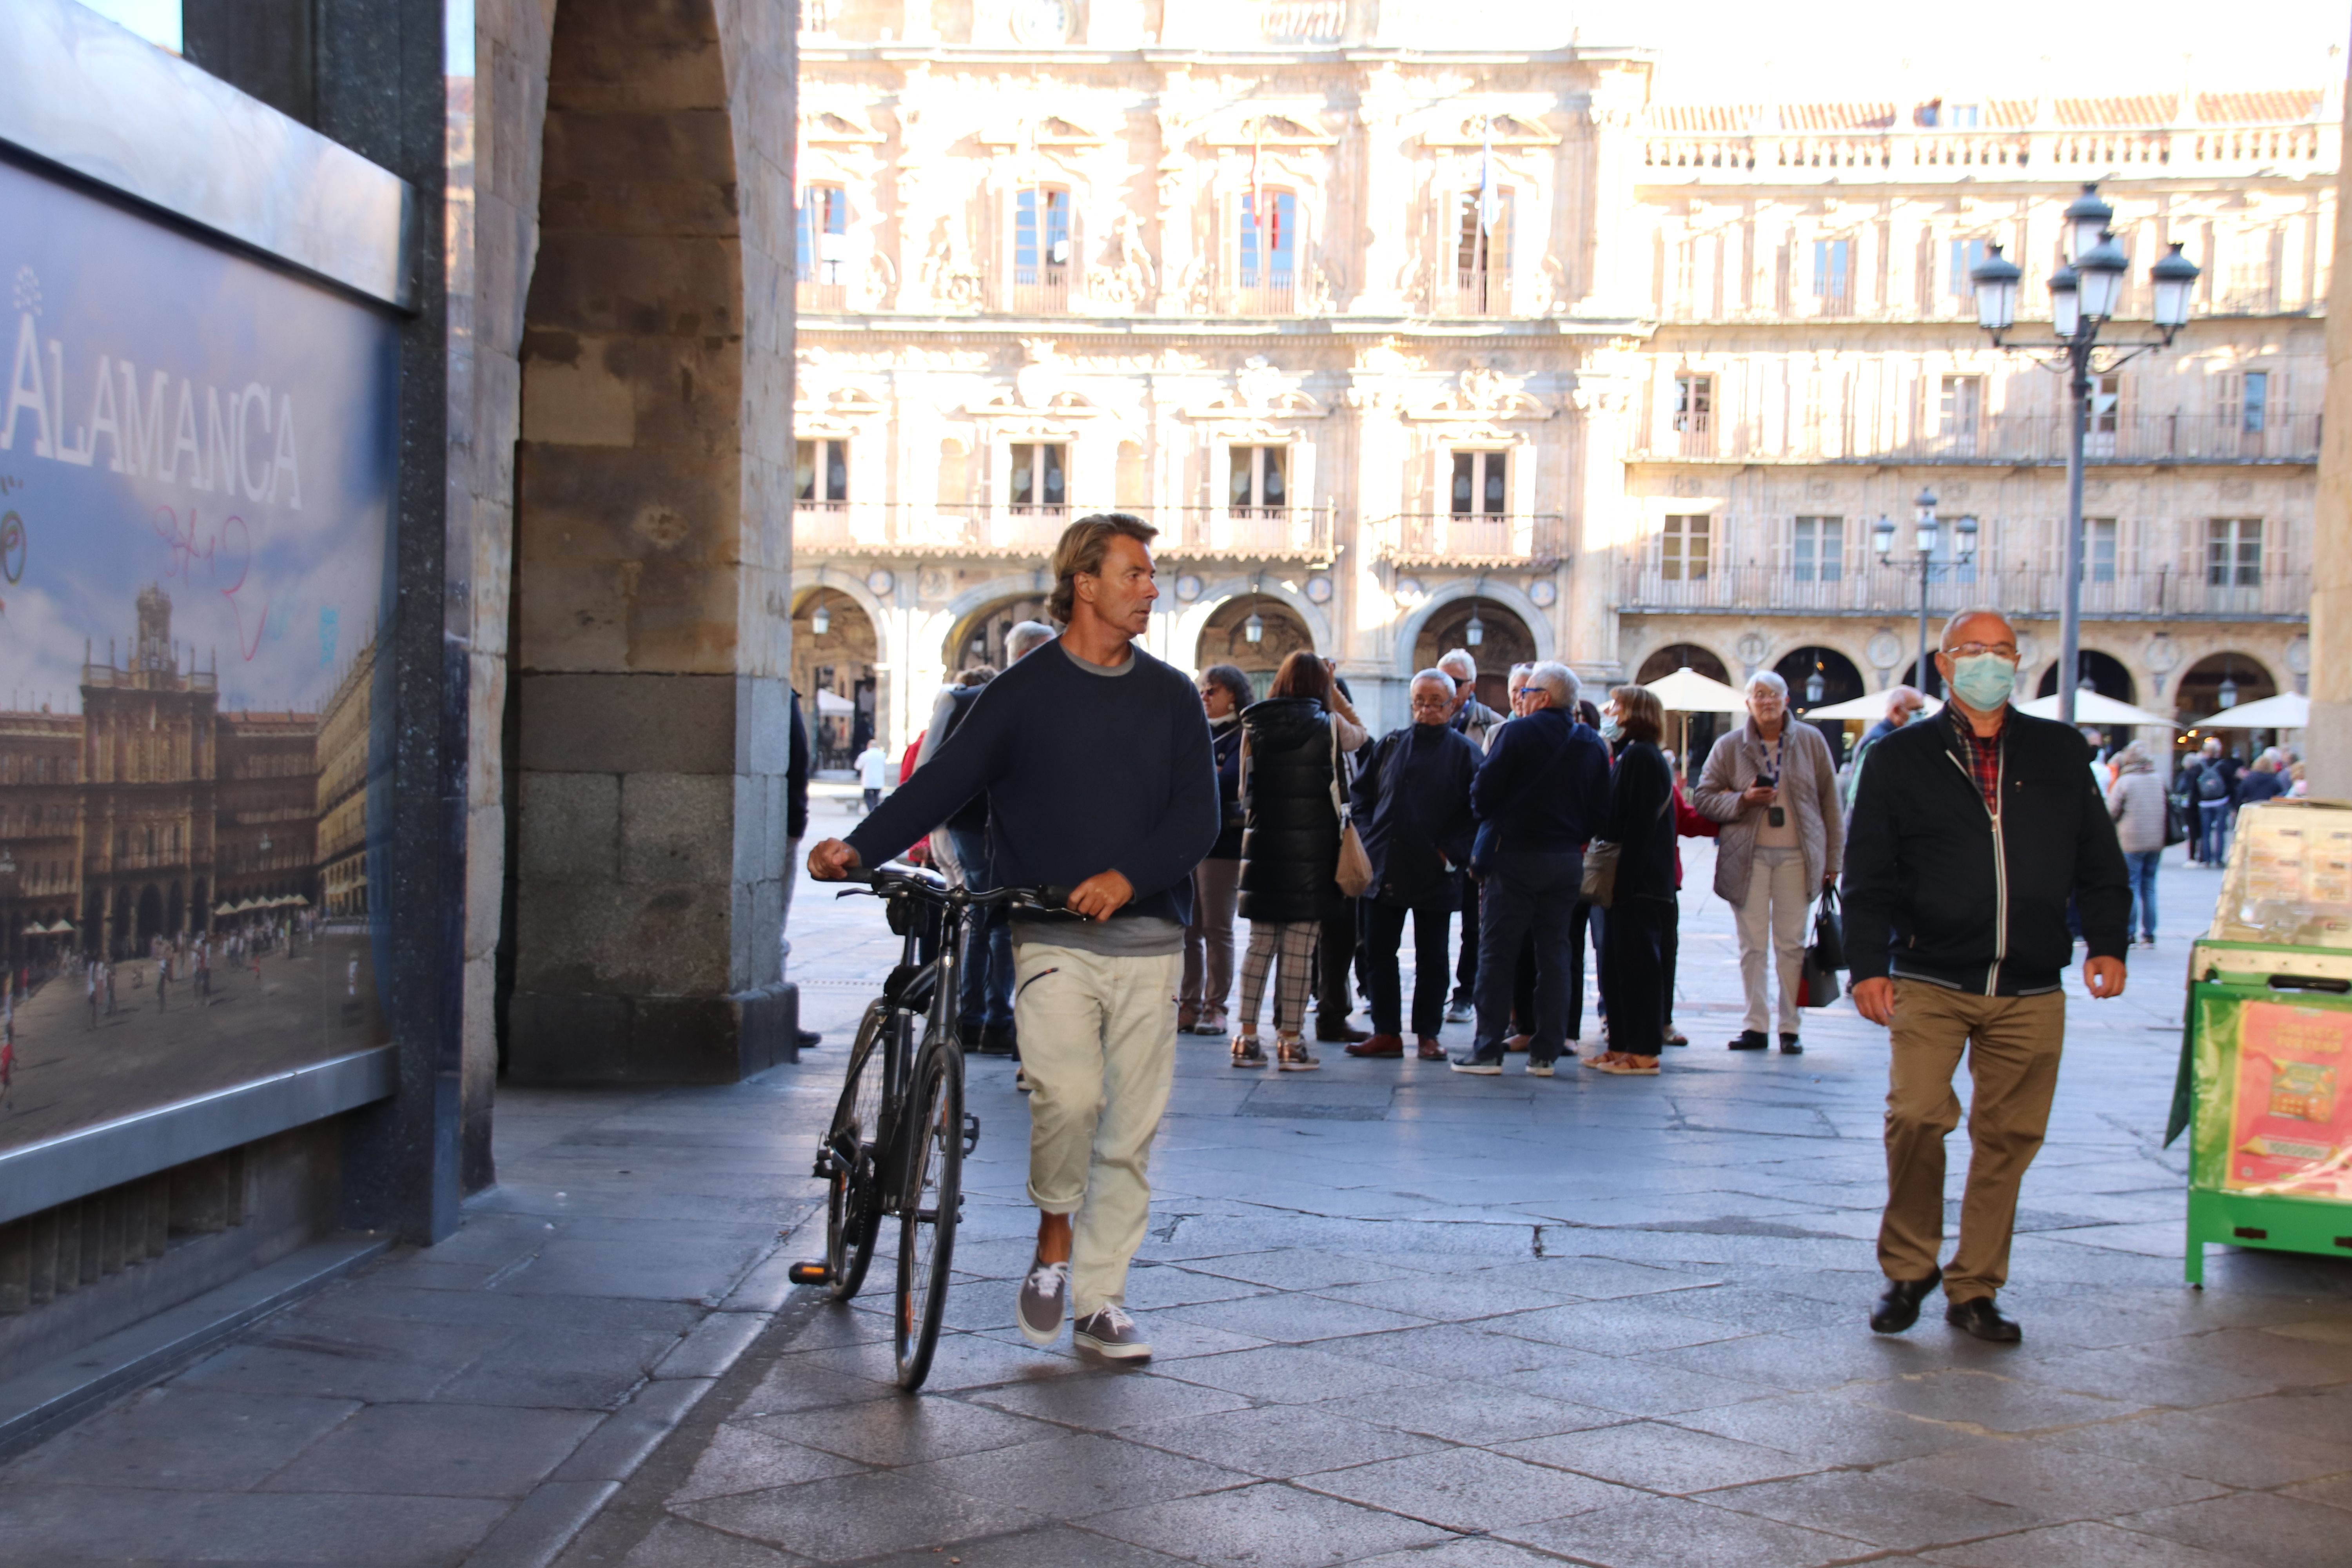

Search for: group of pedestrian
xmin=2175 ymin=736 xmax=2297 ymax=867
xmin=804 ymin=510 xmax=2136 ymax=1363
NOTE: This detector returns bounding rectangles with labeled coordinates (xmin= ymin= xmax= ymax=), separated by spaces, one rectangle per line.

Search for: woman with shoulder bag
xmin=1588 ymin=686 xmax=1678 ymax=1074
xmin=1693 ymin=671 xmax=1843 ymax=1056
xmin=1232 ymin=651 xmax=1364 ymax=1070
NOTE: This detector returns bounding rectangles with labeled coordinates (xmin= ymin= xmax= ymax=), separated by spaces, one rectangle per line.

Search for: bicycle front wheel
xmin=822 ymin=1001 xmax=891 ymax=1302
xmin=893 ymin=1038 xmax=964 ymax=1390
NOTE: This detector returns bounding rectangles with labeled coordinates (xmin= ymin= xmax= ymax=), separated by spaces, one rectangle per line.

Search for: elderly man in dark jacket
xmin=1844 ymin=607 xmax=2129 ymax=1346
xmin=1452 ymin=662 xmax=1613 ymax=1077
xmin=1347 ymin=670 xmax=1480 ymax=1062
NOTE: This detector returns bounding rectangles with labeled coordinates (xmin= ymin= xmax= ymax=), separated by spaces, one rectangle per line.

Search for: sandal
xmin=1588 ymin=1054 xmax=1660 ymax=1076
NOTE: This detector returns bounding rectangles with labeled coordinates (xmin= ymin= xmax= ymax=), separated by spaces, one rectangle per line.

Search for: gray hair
xmin=1748 ymin=670 xmax=1789 ymax=700
xmin=1437 ymin=648 xmax=1478 ymax=682
xmin=1527 ymin=661 xmax=1580 ymax=709
xmin=1006 ymin=620 xmax=1058 ymax=661
xmin=1410 ymin=667 xmax=1456 ymax=694
xmin=1884 ymin=684 xmax=1922 ymax=717
xmin=1939 ymin=606 xmax=2014 ymax=650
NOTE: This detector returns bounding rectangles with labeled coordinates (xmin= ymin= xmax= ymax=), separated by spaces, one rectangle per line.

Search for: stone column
xmin=1566 ymin=349 xmax=1640 ymax=684
xmin=2309 ymin=56 xmax=2352 ymax=796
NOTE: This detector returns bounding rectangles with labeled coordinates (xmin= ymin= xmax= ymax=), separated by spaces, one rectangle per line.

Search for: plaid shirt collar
xmin=1946 ymin=701 xmax=2007 ymax=813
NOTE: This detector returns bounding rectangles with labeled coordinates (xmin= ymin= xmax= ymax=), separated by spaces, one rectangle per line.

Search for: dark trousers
xmin=1599 ymin=898 xmax=1668 ymax=1057
xmin=1318 ymin=904 xmax=1359 ymax=1024
xmin=1661 ymin=893 xmax=1681 ymax=1027
xmin=1471 ymin=851 xmax=1582 ymax=1065
xmin=1453 ymin=880 xmax=1481 ymax=1003
xmin=947 ymin=828 xmax=1013 ymax=1035
xmin=1517 ymin=902 xmax=1599 ymax=1040
xmin=1363 ymin=901 xmax=1452 ymax=1037
xmin=2197 ymin=799 xmax=2230 ymax=865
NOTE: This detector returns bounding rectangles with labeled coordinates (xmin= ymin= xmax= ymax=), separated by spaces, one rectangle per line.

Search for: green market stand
xmin=2169 ymin=801 xmax=2352 ymax=1285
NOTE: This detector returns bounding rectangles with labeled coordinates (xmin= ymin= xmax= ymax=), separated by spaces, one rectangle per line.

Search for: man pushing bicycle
xmin=808 ymin=513 xmax=1220 ymax=1361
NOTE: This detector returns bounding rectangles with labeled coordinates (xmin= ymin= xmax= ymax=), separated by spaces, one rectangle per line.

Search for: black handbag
xmin=1798 ymin=888 xmax=1844 ymax=1008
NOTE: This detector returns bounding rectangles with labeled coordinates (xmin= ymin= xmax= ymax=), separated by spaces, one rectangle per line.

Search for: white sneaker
xmin=1073 ymin=1303 xmax=1151 ymax=1360
xmin=1017 ymin=1257 xmax=1068 ymax=1346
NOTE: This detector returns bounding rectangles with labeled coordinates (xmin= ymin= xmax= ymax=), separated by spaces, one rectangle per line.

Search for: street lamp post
xmin=1873 ymin=491 xmax=1976 ymax=690
xmin=1969 ymin=185 xmax=2199 ymax=724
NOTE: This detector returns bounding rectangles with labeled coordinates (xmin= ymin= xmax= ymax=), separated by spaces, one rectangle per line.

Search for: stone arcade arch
xmin=1197 ymin=595 xmax=1317 ymax=696
xmin=794 ymin=588 xmax=879 ymax=770
xmin=1412 ymin=597 xmax=1540 ymax=715
xmin=495 ymin=0 xmax=798 ymax=1088
xmin=2035 ymin=650 xmax=2138 ymax=704
xmin=2176 ymin=652 xmax=2281 ymax=757
xmin=1776 ymin=645 xmax=1867 ymax=763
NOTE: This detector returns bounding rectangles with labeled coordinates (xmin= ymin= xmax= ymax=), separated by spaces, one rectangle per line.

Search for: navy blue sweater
xmin=844 ymin=642 xmax=1221 ymax=926
xmin=1470 ymin=708 xmax=1613 ymax=854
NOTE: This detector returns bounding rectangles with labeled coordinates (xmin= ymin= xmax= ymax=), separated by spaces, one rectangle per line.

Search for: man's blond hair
xmin=1047 ymin=513 xmax=1159 ymax=624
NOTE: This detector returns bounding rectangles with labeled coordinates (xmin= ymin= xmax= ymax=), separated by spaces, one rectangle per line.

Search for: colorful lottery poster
xmin=2225 ymin=1000 xmax=2352 ymax=1198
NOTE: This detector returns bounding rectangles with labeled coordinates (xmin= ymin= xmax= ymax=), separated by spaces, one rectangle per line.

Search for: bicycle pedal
xmin=809 ymin=1153 xmax=835 ymax=1180
xmin=787 ymin=1261 xmax=831 ymax=1286
xmin=963 ymin=1113 xmax=982 ymax=1154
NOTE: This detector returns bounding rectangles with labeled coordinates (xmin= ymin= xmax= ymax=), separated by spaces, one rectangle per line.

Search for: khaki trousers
xmin=1014 ymin=942 xmax=1181 ymax=1317
xmin=1879 ymin=981 xmax=2065 ymax=1302
xmin=1736 ymin=847 xmax=1811 ymax=1035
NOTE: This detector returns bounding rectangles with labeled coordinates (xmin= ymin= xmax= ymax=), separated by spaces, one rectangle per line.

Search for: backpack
xmin=2196 ymin=763 xmax=2229 ymax=802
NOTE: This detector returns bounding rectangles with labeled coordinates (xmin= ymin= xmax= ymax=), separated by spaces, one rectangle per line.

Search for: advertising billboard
xmin=0 ymin=151 xmax=397 ymax=1154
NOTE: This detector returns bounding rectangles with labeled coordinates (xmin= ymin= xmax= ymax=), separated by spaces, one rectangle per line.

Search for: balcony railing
xmin=1225 ymin=274 xmax=1296 ymax=315
xmin=1630 ymin=412 xmax=2321 ymax=466
xmin=792 ymin=503 xmax=1335 ymax=562
xmin=1377 ymin=513 xmax=1567 ymax=567
xmin=993 ymin=266 xmax=1072 ymax=316
xmin=1433 ymin=270 xmax=1512 ymax=318
xmin=795 ymin=279 xmax=848 ymax=313
xmin=1641 ymin=122 xmax=2333 ymax=187
xmin=1616 ymin=559 xmax=2311 ymax=620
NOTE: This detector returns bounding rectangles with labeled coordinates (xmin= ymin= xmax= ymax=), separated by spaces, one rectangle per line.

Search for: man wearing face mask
xmin=1842 ymin=608 xmax=2129 ymax=1345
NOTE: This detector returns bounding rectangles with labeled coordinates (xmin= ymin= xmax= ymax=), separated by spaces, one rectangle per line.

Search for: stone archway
xmin=1638 ymin=643 xmax=1733 ymax=773
xmin=1777 ymin=645 xmax=1867 ymax=764
xmin=497 ymin=0 xmax=795 ymax=1087
xmin=1198 ymin=595 xmax=1316 ymax=697
xmin=2033 ymin=649 xmax=2136 ymax=704
xmin=2176 ymin=652 xmax=2280 ymax=759
xmin=1413 ymin=597 xmax=1537 ymax=716
xmin=947 ymin=595 xmax=1051 ymax=676
xmin=794 ymin=588 xmax=878 ymax=770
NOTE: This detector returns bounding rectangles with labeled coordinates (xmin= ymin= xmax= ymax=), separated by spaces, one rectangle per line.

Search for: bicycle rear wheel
xmin=893 ymin=1038 xmax=964 ymax=1390
xmin=822 ymin=1001 xmax=892 ymax=1301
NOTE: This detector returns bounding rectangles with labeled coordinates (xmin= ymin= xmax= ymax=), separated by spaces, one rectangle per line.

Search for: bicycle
xmin=788 ymin=866 xmax=1066 ymax=1390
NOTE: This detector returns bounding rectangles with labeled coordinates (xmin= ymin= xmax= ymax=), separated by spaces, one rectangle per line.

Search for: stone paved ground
xmin=3 ymin=805 xmax=2350 ymax=1568
xmin=551 ymin=827 xmax=2352 ymax=1568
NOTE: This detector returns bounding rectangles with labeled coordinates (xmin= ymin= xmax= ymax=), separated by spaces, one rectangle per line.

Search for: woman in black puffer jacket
xmin=1233 ymin=651 xmax=1367 ymax=1070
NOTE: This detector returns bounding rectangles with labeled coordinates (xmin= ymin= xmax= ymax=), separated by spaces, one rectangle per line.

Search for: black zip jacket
xmin=1842 ymin=705 xmax=2129 ymax=996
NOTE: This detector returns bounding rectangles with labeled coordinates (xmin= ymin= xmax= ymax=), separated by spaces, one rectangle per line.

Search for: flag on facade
xmin=1477 ymin=116 xmax=1501 ymax=235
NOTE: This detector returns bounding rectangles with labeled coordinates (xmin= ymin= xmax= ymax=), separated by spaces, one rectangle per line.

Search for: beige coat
xmin=1693 ymin=717 xmax=1845 ymax=904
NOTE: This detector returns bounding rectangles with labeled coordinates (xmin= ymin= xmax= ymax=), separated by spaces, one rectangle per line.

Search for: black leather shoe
xmin=1868 ymin=1269 xmax=1941 ymax=1334
xmin=1946 ymin=1296 xmax=2023 ymax=1343
xmin=1779 ymin=1033 xmax=1803 ymax=1054
xmin=1728 ymin=1030 xmax=1768 ymax=1051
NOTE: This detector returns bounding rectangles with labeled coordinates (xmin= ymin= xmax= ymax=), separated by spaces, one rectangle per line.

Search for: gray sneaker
xmin=1444 ymin=998 xmax=1474 ymax=1025
xmin=1017 ymin=1257 xmax=1069 ymax=1346
xmin=1073 ymin=1303 xmax=1151 ymax=1360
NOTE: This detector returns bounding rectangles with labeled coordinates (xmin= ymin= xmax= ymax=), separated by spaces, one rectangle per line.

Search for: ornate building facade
xmin=787 ymin=4 xmax=2331 ymax=757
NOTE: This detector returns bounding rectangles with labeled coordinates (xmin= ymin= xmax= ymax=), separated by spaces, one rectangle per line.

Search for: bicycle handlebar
xmin=833 ymin=864 xmax=1071 ymax=913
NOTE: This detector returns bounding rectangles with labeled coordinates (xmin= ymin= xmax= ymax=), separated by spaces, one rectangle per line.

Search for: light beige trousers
xmin=1014 ymin=942 xmax=1181 ymax=1316
xmin=1736 ymin=846 xmax=1812 ymax=1035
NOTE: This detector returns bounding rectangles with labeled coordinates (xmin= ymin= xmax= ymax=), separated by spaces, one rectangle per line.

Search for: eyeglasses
xmin=1941 ymin=642 xmax=2020 ymax=661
